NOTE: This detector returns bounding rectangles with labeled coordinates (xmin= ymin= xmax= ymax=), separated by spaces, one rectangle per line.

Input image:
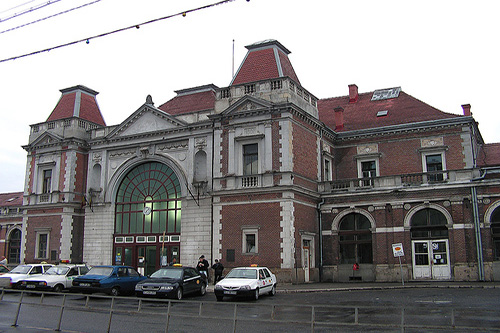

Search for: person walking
xmin=197 ymin=255 xmax=209 ymax=281
xmin=212 ymin=259 xmax=224 ymax=284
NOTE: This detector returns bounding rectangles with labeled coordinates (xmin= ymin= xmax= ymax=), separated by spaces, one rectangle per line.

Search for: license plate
xmin=143 ymin=291 xmax=156 ymax=295
xmin=80 ymin=283 xmax=91 ymax=287
xmin=26 ymin=285 xmax=36 ymax=289
xmin=224 ymin=290 xmax=237 ymax=295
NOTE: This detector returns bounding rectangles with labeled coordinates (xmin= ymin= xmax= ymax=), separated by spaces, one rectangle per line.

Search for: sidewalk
xmin=207 ymin=280 xmax=500 ymax=293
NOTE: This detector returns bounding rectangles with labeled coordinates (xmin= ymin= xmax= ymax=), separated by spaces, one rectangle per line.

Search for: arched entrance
xmin=410 ymin=208 xmax=450 ymax=279
xmin=8 ymin=228 xmax=21 ymax=264
xmin=114 ymin=162 xmax=181 ymax=276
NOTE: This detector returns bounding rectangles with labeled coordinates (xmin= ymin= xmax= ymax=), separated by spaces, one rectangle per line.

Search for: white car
xmin=214 ymin=266 xmax=277 ymax=301
xmin=19 ymin=264 xmax=89 ymax=292
xmin=0 ymin=264 xmax=53 ymax=289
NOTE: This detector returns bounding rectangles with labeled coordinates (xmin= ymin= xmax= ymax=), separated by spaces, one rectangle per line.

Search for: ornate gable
xmin=221 ymin=95 xmax=273 ymax=117
xmin=107 ymin=105 xmax=187 ymax=139
xmin=26 ymin=132 xmax=63 ymax=150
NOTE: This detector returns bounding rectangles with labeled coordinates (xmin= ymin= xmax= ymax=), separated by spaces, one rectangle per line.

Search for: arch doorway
xmin=114 ymin=162 xmax=182 ymax=276
xmin=410 ymin=208 xmax=450 ymax=280
xmin=8 ymin=228 xmax=21 ymax=264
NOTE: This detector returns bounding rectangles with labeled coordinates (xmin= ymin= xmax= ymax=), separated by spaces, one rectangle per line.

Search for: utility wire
xmin=0 ymin=0 xmax=64 ymax=23
xmin=0 ymin=0 xmax=239 ymax=64
xmin=0 ymin=0 xmax=102 ymax=35
xmin=0 ymin=0 xmax=37 ymax=15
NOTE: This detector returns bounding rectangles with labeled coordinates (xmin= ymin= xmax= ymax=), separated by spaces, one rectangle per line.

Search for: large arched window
xmin=115 ymin=162 xmax=181 ymax=235
xmin=8 ymin=228 xmax=21 ymax=264
xmin=410 ymin=208 xmax=448 ymax=239
xmin=339 ymin=213 xmax=372 ymax=264
xmin=491 ymin=207 xmax=500 ymax=260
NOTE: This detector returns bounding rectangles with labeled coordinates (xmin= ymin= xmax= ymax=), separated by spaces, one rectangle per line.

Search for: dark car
xmin=71 ymin=265 xmax=146 ymax=296
xmin=135 ymin=265 xmax=207 ymax=300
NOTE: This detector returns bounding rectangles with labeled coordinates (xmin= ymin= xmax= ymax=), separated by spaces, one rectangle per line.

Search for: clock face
xmin=143 ymin=206 xmax=152 ymax=215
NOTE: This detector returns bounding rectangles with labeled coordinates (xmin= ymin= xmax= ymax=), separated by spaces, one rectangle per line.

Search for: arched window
xmin=410 ymin=208 xmax=448 ymax=239
xmin=491 ymin=207 xmax=500 ymax=260
xmin=115 ymin=162 xmax=181 ymax=235
xmin=339 ymin=213 xmax=372 ymax=264
xmin=8 ymin=229 xmax=21 ymax=264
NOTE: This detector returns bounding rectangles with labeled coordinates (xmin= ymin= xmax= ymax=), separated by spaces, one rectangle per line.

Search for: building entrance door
xmin=412 ymin=239 xmax=450 ymax=280
xmin=302 ymin=240 xmax=311 ymax=282
xmin=138 ymin=246 xmax=157 ymax=276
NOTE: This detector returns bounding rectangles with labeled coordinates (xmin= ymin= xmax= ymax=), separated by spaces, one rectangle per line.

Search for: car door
xmin=258 ymin=269 xmax=270 ymax=294
xmin=183 ymin=268 xmax=200 ymax=294
xmin=65 ymin=267 xmax=79 ymax=288
xmin=127 ymin=267 xmax=142 ymax=290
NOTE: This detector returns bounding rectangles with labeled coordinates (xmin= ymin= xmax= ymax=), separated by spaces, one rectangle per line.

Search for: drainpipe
xmin=317 ymin=199 xmax=324 ymax=282
xmin=471 ymin=185 xmax=484 ymax=281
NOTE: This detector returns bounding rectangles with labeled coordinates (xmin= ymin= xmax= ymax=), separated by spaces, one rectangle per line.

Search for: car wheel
xmin=199 ymin=283 xmax=207 ymax=296
xmin=216 ymin=295 xmax=223 ymax=302
xmin=254 ymin=288 xmax=259 ymax=300
xmin=175 ymin=287 xmax=183 ymax=300
xmin=268 ymin=284 xmax=276 ymax=296
xmin=53 ymin=284 xmax=64 ymax=293
xmin=110 ymin=287 xmax=120 ymax=297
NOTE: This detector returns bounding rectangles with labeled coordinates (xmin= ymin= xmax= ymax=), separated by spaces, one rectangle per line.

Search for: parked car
xmin=0 ymin=264 xmax=10 ymax=275
xmin=71 ymin=265 xmax=146 ymax=296
xmin=135 ymin=265 xmax=207 ymax=300
xmin=214 ymin=266 xmax=277 ymax=301
xmin=0 ymin=264 xmax=53 ymax=289
xmin=19 ymin=264 xmax=89 ymax=292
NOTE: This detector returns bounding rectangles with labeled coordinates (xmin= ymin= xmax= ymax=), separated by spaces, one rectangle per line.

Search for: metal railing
xmin=1 ymin=289 xmax=500 ymax=332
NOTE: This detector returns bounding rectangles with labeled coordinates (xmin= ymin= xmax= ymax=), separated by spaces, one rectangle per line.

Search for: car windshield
xmin=45 ymin=266 xmax=70 ymax=275
xmin=10 ymin=265 xmax=31 ymax=274
xmin=87 ymin=267 xmax=113 ymax=276
xmin=150 ymin=268 xmax=182 ymax=279
xmin=226 ymin=269 xmax=257 ymax=279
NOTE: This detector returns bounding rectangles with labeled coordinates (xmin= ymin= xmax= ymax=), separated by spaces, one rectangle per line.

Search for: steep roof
xmin=317 ymin=87 xmax=462 ymax=132
xmin=158 ymin=84 xmax=216 ymax=115
xmin=477 ymin=143 xmax=500 ymax=167
xmin=47 ymin=85 xmax=106 ymax=126
xmin=231 ymin=40 xmax=300 ymax=86
xmin=0 ymin=192 xmax=23 ymax=208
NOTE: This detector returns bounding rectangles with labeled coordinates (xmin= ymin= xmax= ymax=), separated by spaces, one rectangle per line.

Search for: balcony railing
xmin=322 ymin=169 xmax=476 ymax=193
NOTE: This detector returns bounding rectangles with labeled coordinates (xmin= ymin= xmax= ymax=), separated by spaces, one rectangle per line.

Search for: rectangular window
xmin=361 ymin=161 xmax=376 ymax=186
xmin=36 ymin=233 xmax=49 ymax=259
xmin=242 ymin=228 xmax=259 ymax=254
xmin=426 ymin=154 xmax=444 ymax=181
xmin=243 ymin=143 xmax=258 ymax=176
xmin=324 ymin=159 xmax=332 ymax=181
xmin=42 ymin=170 xmax=52 ymax=193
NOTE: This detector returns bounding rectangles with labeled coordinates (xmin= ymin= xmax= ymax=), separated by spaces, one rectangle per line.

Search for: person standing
xmin=212 ymin=259 xmax=224 ymax=284
xmin=197 ymin=255 xmax=209 ymax=281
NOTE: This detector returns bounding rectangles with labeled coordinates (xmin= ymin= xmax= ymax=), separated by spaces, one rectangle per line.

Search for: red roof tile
xmin=0 ymin=192 xmax=23 ymax=207
xmin=231 ymin=40 xmax=300 ymax=85
xmin=47 ymin=85 xmax=106 ymax=126
xmin=318 ymin=90 xmax=461 ymax=132
xmin=158 ymin=87 xmax=216 ymax=115
xmin=477 ymin=143 xmax=500 ymax=167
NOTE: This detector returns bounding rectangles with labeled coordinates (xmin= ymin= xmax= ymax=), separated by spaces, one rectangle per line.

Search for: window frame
xmin=42 ymin=169 xmax=53 ymax=194
xmin=242 ymin=227 xmax=259 ymax=254
xmin=356 ymin=158 xmax=379 ymax=187
xmin=421 ymin=151 xmax=447 ymax=181
xmin=242 ymin=142 xmax=259 ymax=176
xmin=324 ymin=158 xmax=332 ymax=181
xmin=35 ymin=231 xmax=50 ymax=260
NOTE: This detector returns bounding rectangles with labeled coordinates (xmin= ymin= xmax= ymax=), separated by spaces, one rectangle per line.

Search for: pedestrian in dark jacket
xmin=197 ymin=255 xmax=209 ymax=280
xmin=212 ymin=259 xmax=224 ymax=284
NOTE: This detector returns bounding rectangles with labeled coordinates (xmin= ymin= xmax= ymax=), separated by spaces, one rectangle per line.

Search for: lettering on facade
xmin=109 ymin=150 xmax=135 ymax=159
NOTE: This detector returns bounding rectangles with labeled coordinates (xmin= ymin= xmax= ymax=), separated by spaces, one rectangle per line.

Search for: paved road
xmin=1 ymin=286 xmax=499 ymax=332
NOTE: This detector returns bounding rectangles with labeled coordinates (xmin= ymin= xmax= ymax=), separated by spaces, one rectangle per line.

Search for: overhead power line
xmin=0 ymin=0 xmax=102 ymax=35
xmin=0 ymin=0 xmax=64 ymax=23
xmin=0 ymin=0 xmax=241 ymax=64
xmin=0 ymin=0 xmax=36 ymax=15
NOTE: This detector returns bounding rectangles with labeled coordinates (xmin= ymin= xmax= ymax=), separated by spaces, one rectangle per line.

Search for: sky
xmin=0 ymin=0 xmax=499 ymax=193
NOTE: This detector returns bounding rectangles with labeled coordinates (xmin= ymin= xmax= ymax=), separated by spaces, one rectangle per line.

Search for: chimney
xmin=334 ymin=106 xmax=344 ymax=130
xmin=461 ymin=104 xmax=471 ymax=116
xmin=348 ymin=84 xmax=358 ymax=103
